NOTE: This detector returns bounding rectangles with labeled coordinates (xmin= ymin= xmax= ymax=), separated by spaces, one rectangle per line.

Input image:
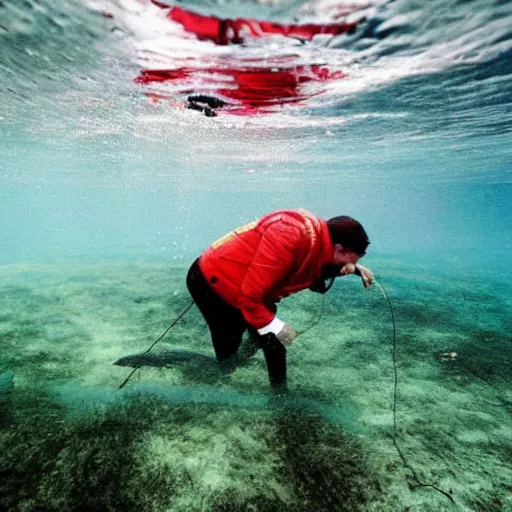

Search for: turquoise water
xmin=1 ymin=0 xmax=511 ymax=510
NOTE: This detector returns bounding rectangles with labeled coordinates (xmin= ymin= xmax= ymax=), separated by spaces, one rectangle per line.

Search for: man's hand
xmin=355 ymin=264 xmax=374 ymax=288
xmin=276 ymin=323 xmax=297 ymax=346
xmin=340 ymin=263 xmax=374 ymax=288
xmin=340 ymin=263 xmax=357 ymax=276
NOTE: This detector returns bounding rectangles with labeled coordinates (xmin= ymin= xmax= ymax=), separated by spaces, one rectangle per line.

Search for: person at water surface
xmin=186 ymin=209 xmax=374 ymax=390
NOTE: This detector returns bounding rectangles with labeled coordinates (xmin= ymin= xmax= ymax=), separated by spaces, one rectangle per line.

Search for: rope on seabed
xmin=117 ymin=276 xmax=458 ymax=507
xmin=298 ymin=277 xmax=334 ymax=337
xmin=374 ymin=279 xmax=458 ymax=507
xmin=118 ymin=300 xmax=194 ymax=390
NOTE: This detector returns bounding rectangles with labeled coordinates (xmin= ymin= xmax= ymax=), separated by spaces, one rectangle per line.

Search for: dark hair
xmin=327 ymin=216 xmax=370 ymax=255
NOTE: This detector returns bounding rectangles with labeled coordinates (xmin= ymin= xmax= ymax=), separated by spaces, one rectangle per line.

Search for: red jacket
xmin=199 ymin=209 xmax=334 ymax=328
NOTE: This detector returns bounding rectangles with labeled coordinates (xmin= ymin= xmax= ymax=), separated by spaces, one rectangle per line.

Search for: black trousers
xmin=186 ymin=259 xmax=286 ymax=387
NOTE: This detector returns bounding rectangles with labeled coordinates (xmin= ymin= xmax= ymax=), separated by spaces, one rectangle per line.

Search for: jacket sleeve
xmin=237 ymin=221 xmax=305 ymax=328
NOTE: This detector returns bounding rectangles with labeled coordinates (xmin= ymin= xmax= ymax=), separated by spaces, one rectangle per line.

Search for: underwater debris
xmin=435 ymin=351 xmax=458 ymax=362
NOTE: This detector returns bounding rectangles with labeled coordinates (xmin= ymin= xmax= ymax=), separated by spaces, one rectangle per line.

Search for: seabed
xmin=1 ymin=257 xmax=511 ymax=511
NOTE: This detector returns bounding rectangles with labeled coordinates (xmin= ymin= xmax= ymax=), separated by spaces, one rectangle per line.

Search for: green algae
xmin=0 ymin=259 xmax=510 ymax=511
xmin=0 ymin=386 xmax=381 ymax=512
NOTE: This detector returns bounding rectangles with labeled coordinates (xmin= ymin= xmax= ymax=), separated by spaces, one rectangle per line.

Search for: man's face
xmin=333 ymin=244 xmax=362 ymax=266
xmin=318 ymin=245 xmax=362 ymax=280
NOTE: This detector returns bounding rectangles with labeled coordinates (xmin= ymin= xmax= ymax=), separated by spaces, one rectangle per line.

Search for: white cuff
xmin=257 ymin=317 xmax=285 ymax=336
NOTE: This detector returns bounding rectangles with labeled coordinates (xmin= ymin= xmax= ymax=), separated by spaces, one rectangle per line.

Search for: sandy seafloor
xmin=0 ymin=255 xmax=511 ymax=512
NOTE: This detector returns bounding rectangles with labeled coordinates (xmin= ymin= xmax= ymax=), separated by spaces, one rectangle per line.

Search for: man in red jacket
xmin=186 ymin=209 xmax=373 ymax=390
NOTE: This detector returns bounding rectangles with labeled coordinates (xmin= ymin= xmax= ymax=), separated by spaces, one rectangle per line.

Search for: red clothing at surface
xmin=151 ymin=2 xmax=359 ymax=45
xmin=199 ymin=210 xmax=335 ymax=328
xmin=136 ymin=64 xmax=345 ymax=113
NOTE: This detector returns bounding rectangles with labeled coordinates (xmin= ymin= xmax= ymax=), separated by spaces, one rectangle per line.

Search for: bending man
xmin=186 ymin=209 xmax=373 ymax=390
